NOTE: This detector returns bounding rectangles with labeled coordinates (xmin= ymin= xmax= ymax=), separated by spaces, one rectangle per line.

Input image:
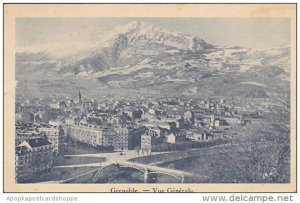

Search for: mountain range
xmin=16 ymin=21 xmax=290 ymax=99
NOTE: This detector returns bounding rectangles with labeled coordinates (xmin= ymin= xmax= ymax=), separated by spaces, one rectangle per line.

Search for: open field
xmin=25 ymin=166 xmax=99 ymax=183
xmin=53 ymin=155 xmax=106 ymax=167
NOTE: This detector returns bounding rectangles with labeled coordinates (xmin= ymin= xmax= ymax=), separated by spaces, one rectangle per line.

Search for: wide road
xmin=53 ymin=150 xmax=169 ymax=169
xmin=55 ymin=142 xmax=273 ymax=169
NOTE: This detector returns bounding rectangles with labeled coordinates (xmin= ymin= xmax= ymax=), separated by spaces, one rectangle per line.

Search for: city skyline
xmin=13 ymin=14 xmax=292 ymax=186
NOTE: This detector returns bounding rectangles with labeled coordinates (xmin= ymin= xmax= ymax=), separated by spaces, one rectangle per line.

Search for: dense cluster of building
xmin=15 ymin=91 xmax=270 ymax=182
xmin=15 ymin=137 xmax=53 ymax=183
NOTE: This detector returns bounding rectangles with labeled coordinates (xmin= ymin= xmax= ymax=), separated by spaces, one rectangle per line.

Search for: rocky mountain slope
xmin=16 ymin=21 xmax=290 ymax=99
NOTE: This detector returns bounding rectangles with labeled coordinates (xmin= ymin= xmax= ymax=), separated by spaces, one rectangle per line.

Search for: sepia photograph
xmin=3 ymin=3 xmax=297 ymax=193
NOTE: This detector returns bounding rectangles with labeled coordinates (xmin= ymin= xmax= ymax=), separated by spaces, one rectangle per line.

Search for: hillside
xmin=16 ymin=21 xmax=290 ymax=99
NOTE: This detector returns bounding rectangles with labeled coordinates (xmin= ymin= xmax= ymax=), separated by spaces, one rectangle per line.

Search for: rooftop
xmin=26 ymin=137 xmax=52 ymax=148
xmin=15 ymin=145 xmax=31 ymax=156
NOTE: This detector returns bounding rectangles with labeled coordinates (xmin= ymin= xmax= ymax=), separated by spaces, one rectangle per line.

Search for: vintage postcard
xmin=3 ymin=4 xmax=297 ymax=192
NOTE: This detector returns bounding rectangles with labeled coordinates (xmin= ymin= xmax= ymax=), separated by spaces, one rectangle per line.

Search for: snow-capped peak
xmin=101 ymin=21 xmax=213 ymax=51
xmin=17 ymin=21 xmax=213 ymax=60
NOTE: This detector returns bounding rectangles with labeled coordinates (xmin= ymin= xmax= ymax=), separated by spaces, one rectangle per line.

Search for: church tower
xmin=78 ymin=90 xmax=82 ymax=105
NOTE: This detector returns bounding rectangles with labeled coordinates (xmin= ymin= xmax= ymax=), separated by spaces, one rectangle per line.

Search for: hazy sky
xmin=16 ymin=18 xmax=290 ymax=49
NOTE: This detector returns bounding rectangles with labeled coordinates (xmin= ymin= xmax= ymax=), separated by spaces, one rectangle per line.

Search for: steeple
xmin=78 ymin=90 xmax=82 ymax=105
